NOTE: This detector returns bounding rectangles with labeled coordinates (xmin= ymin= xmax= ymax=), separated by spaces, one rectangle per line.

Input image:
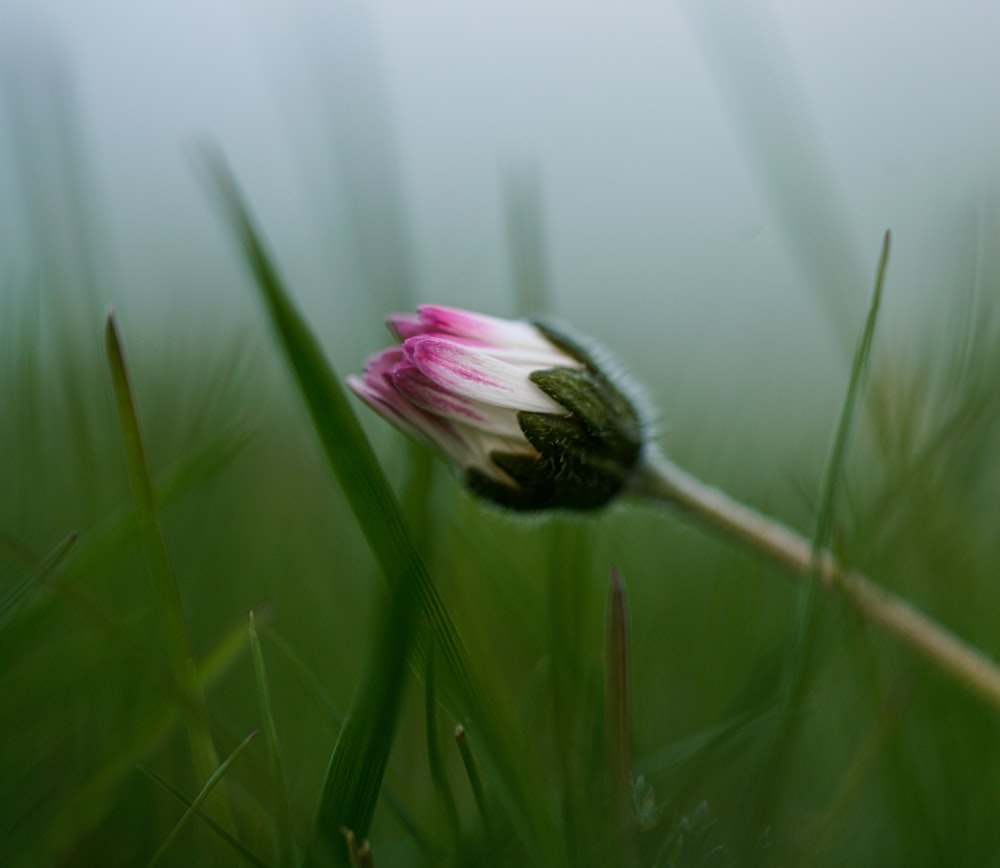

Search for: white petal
xmin=451 ymin=422 xmax=540 ymax=485
xmin=415 ymin=305 xmax=559 ymax=354
xmin=406 ymin=336 xmax=567 ymax=413
xmin=391 ymin=363 xmax=527 ymax=439
xmin=347 ymin=372 xmax=472 ymax=464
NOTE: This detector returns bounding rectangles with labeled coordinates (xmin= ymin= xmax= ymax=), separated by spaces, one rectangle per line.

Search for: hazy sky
xmin=2 ymin=0 xmax=999 ymax=438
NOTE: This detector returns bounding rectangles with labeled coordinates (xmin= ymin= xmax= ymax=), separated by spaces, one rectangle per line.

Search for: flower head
xmin=347 ymin=305 xmax=645 ymax=511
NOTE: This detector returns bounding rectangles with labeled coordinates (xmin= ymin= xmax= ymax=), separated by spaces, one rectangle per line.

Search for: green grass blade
xmin=798 ymin=229 xmax=890 ymax=667
xmin=1 ymin=531 xmax=210 ymax=720
xmin=264 ymin=626 xmax=433 ymax=854
xmin=543 ymin=516 xmax=594 ymax=865
xmin=200 ymin=609 xmax=273 ymax=690
xmin=426 ymin=644 xmax=461 ymax=840
xmin=308 ymin=567 xmax=419 ymax=865
xmin=4 ymin=425 xmax=255 ymax=639
xmin=796 ymin=229 xmax=890 ymax=677
xmin=249 ymin=611 xmax=297 ymax=868
xmin=811 ymin=230 xmax=891 ymax=564
xmin=455 ymin=724 xmax=494 ymax=846
xmin=0 ymin=532 xmax=41 ymax=576
xmin=742 ymin=231 xmax=891 ymax=849
xmin=54 ymin=426 xmax=254 ymax=600
xmin=264 ymin=626 xmax=345 ymax=727
xmin=605 ymin=568 xmax=637 ymax=868
xmin=147 ymin=729 xmax=258 ymax=867
xmin=17 ymin=614 xmax=258 ymax=866
xmin=137 ymin=764 xmax=271 ymax=868
xmin=0 ymin=530 xmax=77 ymax=629
xmin=205 ymin=162 xmax=425 ymax=593
xmin=806 ymin=679 xmax=912 ymax=862
xmin=154 ymin=425 xmax=257 ymax=507
xmin=105 ymin=310 xmax=234 ymax=828
xmin=206 ymin=154 xmax=562 ymax=866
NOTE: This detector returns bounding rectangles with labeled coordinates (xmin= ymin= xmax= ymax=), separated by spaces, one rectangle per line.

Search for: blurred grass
xmin=738 ymin=232 xmax=889 ymax=855
xmin=3 ymin=34 xmax=1000 ymax=868
xmin=2 ymin=235 xmax=999 ymax=864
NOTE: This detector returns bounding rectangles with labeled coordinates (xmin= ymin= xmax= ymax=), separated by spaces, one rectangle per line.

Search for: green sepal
xmin=466 ymin=456 xmax=554 ymax=511
xmin=530 ymin=319 xmax=642 ymax=459
xmin=531 ymin=319 xmax=606 ymax=375
xmin=518 ymin=411 xmax=628 ymax=507
xmin=467 ymin=319 xmax=645 ymax=512
xmin=528 ymin=367 xmax=641 ymax=463
xmin=464 ymin=412 xmax=630 ymax=512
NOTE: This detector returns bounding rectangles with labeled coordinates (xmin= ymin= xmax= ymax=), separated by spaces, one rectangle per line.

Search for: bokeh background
xmin=2 ymin=0 xmax=999 ymax=865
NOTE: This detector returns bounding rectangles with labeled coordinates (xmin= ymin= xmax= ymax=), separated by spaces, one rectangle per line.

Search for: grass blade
xmin=264 ymin=626 xmax=345 ymax=727
xmin=137 ymin=764 xmax=271 ymax=868
xmin=105 ymin=310 xmax=234 ymax=828
xmin=147 ymin=730 xmax=258 ymax=867
xmin=605 ymin=568 xmax=636 ymax=867
xmin=2 ymin=531 xmax=218 ymax=721
xmin=0 ymin=530 xmax=77 ymax=629
xmin=206 ymin=153 xmax=561 ymax=866
xmin=4 ymin=424 xmax=255 ymax=638
xmin=811 ymin=230 xmax=891 ymax=562
xmin=249 ymin=611 xmax=297 ymax=868
xmin=455 ymin=724 xmax=494 ymax=846
xmin=743 ymin=231 xmax=890 ymax=849
xmin=426 ymin=644 xmax=461 ymax=841
xmin=308 ymin=563 xmax=418 ymax=865
xmin=10 ymin=600 xmax=260 ymax=866
xmin=806 ymin=678 xmax=913 ymax=862
xmin=53 ymin=426 xmax=254 ymax=601
xmin=263 ymin=626 xmax=433 ymax=854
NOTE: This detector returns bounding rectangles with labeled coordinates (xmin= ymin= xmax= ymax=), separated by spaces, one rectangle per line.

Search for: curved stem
xmin=631 ymin=451 xmax=1000 ymax=713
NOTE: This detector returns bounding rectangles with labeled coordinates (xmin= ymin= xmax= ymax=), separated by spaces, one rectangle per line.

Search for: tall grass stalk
xmin=605 ymin=568 xmax=637 ymax=867
xmin=425 ymin=645 xmax=461 ymax=842
xmin=137 ymin=764 xmax=270 ymax=868
xmin=455 ymin=724 xmax=494 ymax=845
xmin=743 ymin=230 xmax=890 ymax=847
xmin=249 ymin=610 xmax=297 ymax=867
xmin=206 ymin=155 xmax=562 ymax=866
xmin=105 ymin=311 xmax=235 ymax=829
xmin=146 ymin=729 xmax=258 ymax=867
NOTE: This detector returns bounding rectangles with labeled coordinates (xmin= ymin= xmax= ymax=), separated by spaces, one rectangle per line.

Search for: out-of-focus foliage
xmin=2 ymin=6 xmax=1000 ymax=863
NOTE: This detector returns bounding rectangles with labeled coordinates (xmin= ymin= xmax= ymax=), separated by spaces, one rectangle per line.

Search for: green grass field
xmin=3 ymin=112 xmax=1000 ymax=868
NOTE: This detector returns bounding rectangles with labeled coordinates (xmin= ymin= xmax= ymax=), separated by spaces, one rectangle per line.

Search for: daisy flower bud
xmin=347 ymin=305 xmax=645 ymax=511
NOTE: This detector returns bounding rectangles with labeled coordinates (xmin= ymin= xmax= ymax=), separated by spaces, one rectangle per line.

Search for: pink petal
xmin=347 ymin=373 xmax=421 ymax=438
xmin=347 ymin=371 xmax=469 ymax=459
xmin=416 ymin=305 xmax=558 ymax=353
xmin=385 ymin=313 xmax=425 ymax=341
xmin=408 ymin=334 xmax=572 ymax=368
xmin=360 ymin=346 xmax=405 ymax=383
xmin=405 ymin=335 xmax=566 ymax=413
xmin=391 ymin=363 xmax=525 ymax=438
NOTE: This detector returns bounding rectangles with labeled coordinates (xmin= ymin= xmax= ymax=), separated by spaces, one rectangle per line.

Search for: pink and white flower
xmin=348 ymin=305 xmax=643 ymax=510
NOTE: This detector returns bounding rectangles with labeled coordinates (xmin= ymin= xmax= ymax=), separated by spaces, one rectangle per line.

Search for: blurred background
xmin=2 ymin=0 xmax=1000 ymax=865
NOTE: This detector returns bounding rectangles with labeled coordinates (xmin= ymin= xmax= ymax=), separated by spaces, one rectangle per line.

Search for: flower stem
xmin=632 ymin=451 xmax=1000 ymax=712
